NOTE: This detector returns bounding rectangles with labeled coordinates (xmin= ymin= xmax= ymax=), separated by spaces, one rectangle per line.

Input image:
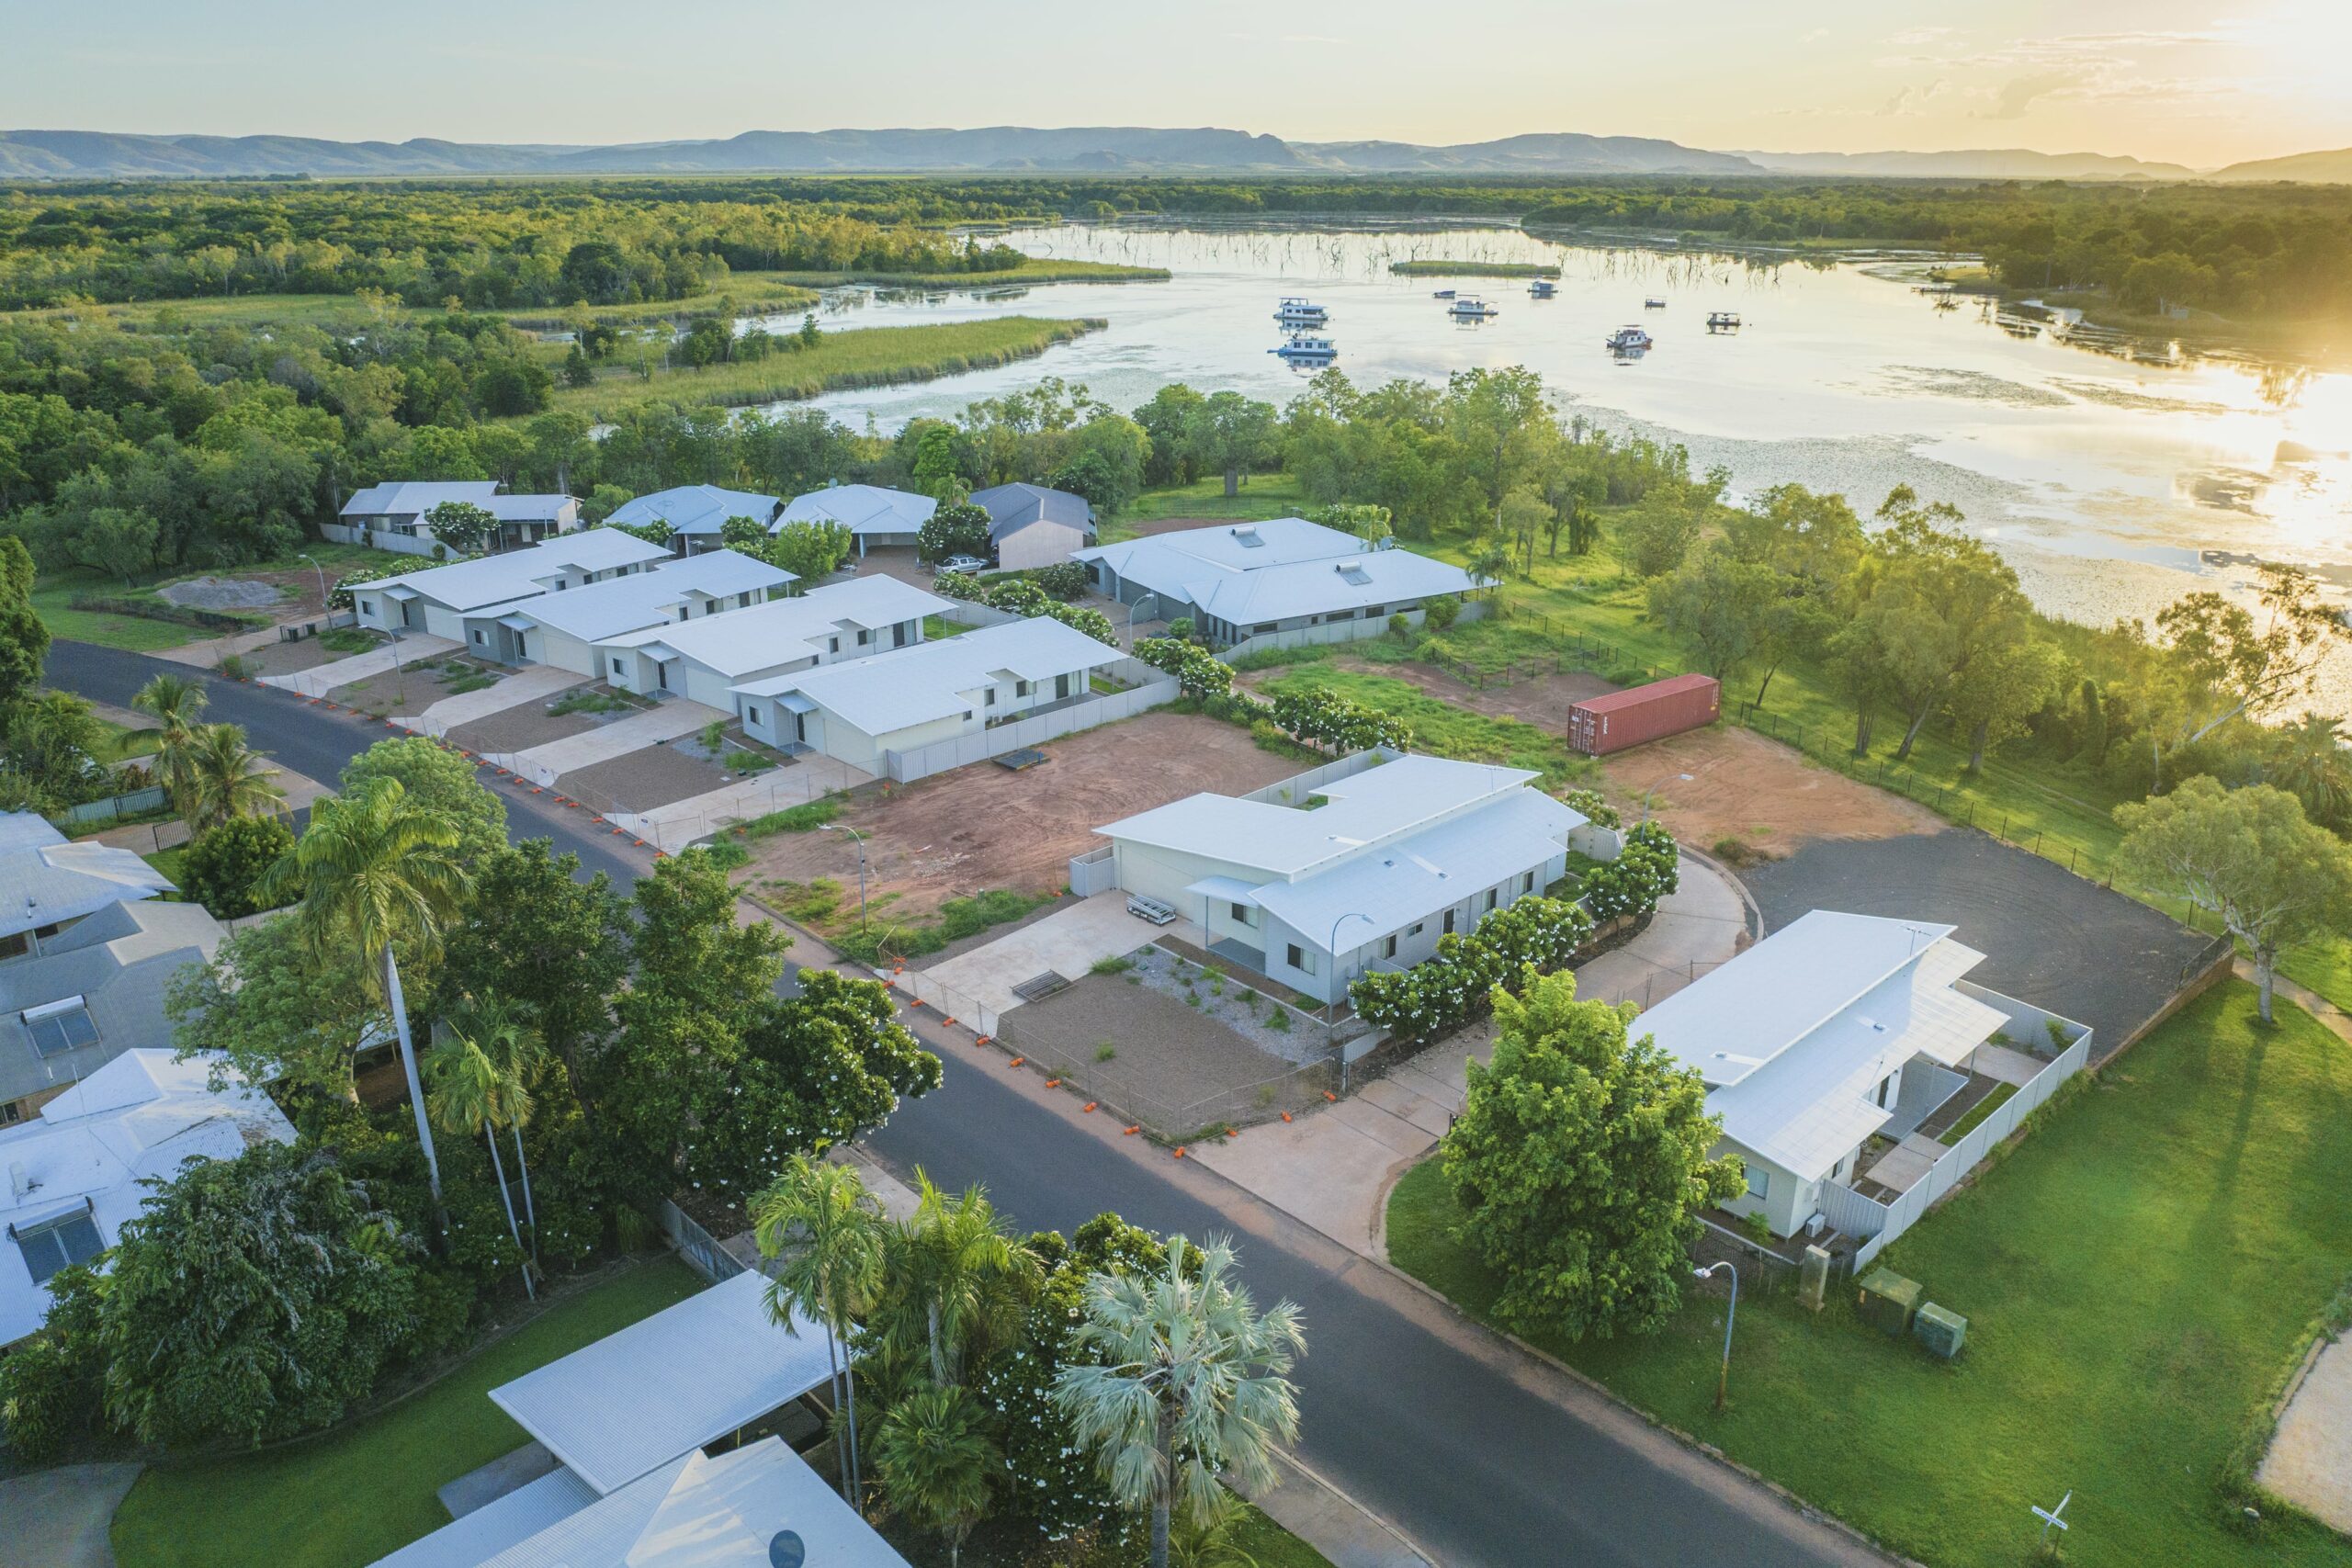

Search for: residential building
xmin=2 ymin=1050 xmax=294 ymax=1347
xmin=337 ymin=481 xmax=581 ymax=553
xmin=0 ymin=813 xmax=175 ymax=966
xmin=351 ymin=529 xmax=673 ymax=647
xmin=1073 ymin=519 xmax=1479 ymax=644
xmin=594 ymin=575 xmax=951 ymax=710
xmin=780 ymin=483 xmax=937 ymax=557
xmin=1094 ymin=753 xmax=1589 ymax=1005
xmin=604 ymin=485 xmax=784 ymax=556
xmin=1 ymin=899 xmax=225 ymax=1125
xmin=500 ymin=549 xmax=793 ymax=677
xmin=972 ymin=482 xmax=1097 ymax=570
xmin=731 ymin=616 xmax=1114 ymax=770
xmin=1634 ymin=909 xmax=2090 ymax=1250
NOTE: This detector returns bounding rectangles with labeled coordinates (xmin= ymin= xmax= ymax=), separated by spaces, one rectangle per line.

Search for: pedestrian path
xmin=502 ymin=700 xmax=727 ymax=784
xmin=394 ymin=664 xmax=584 ymax=738
xmin=259 ymin=634 xmax=458 ymax=694
xmin=600 ymin=753 xmax=872 ymax=851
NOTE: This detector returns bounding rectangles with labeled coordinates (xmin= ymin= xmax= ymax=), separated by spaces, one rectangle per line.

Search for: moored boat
xmin=1529 ymin=278 xmax=1558 ymax=299
xmin=1605 ymin=324 xmax=1654 ymax=352
xmin=1447 ymin=296 xmax=1499 ymax=320
xmin=1273 ymin=297 xmax=1329 ymax=326
xmin=1270 ymin=333 xmax=1338 ymax=365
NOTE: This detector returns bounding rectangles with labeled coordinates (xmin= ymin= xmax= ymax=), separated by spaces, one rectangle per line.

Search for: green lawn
xmin=31 ymin=546 xmax=384 ymax=652
xmin=110 ymin=1258 xmax=703 ymax=1568
xmin=1119 ymin=474 xmax=1306 ymax=530
xmin=1387 ymin=981 xmax=2352 ymax=1568
xmin=1249 ymin=660 xmax=1588 ymax=785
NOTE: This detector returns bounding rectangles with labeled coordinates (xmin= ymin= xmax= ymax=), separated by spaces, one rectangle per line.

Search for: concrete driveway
xmin=0 ymin=1462 xmax=142 ymax=1568
xmin=258 ymin=634 xmax=458 ymax=696
xmin=395 ymin=664 xmax=586 ymax=739
xmin=920 ymin=891 xmax=1166 ymax=1017
xmin=601 ymin=753 xmax=873 ymax=849
xmin=502 ymin=700 xmax=728 ymax=785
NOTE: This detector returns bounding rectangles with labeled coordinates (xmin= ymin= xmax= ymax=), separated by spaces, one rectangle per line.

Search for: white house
xmin=594 ymin=575 xmax=952 ymax=711
xmin=498 ymin=548 xmax=793 ymax=678
xmin=1073 ymin=519 xmax=1480 ymax=644
xmin=1 ymin=899 xmax=224 ymax=1126
xmin=1633 ymin=910 xmax=2090 ymax=1246
xmin=1095 ymin=753 xmax=1588 ymax=1005
xmin=604 ymin=484 xmax=784 ymax=556
xmin=337 ymin=481 xmax=582 ymax=555
xmin=351 ymin=529 xmax=673 ymax=648
xmin=973 ymin=482 xmax=1097 ymax=570
xmin=780 ymin=483 xmax=938 ymax=557
xmin=2 ymin=1050 xmax=293 ymax=1347
xmin=0 ymin=813 xmax=175 ymax=968
xmin=732 ymin=616 xmax=1115 ymax=771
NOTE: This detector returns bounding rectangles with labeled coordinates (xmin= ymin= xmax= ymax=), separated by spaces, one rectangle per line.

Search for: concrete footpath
xmin=2259 ymin=1333 xmax=2352 ymax=1534
xmin=0 ymin=1462 xmax=142 ymax=1568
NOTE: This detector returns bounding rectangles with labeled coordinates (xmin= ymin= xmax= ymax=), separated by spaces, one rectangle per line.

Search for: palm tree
xmin=871 ymin=1383 xmax=997 ymax=1568
xmin=179 ymin=723 xmax=287 ymax=832
xmin=260 ymin=775 xmax=469 ymax=1212
xmin=2266 ymin=712 xmax=2352 ymax=829
xmin=422 ymin=1022 xmax=535 ymax=1300
xmin=1051 ymin=1235 xmax=1306 ymax=1568
xmin=1170 ymin=1488 xmax=1263 ymax=1568
xmin=447 ymin=992 xmax=545 ymax=1259
xmin=132 ymin=671 xmax=208 ymax=811
xmin=752 ymin=1156 xmax=888 ymax=1503
xmin=884 ymin=1172 xmax=1038 ymax=1390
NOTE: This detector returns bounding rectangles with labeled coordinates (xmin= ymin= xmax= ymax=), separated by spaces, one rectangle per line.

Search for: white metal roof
xmin=370 ymin=530 xmax=673 ymax=614
xmin=734 ymin=616 xmax=1112 ymax=736
xmin=469 ymin=1455 xmax=691 ymax=1568
xmin=342 ymin=480 xmax=500 ymax=519
xmin=602 ymin=576 xmax=951 ymax=680
xmin=0 ymin=816 xmax=174 ymax=941
xmin=605 ymin=485 xmax=783 ymax=539
xmin=780 ymin=484 xmax=937 ymax=536
xmin=1075 ymin=517 xmax=1363 ymax=579
xmin=1075 ymin=520 xmax=1477 ymax=623
xmin=1249 ymin=789 xmax=1581 ymax=940
xmin=1097 ymin=754 xmax=1541 ymax=880
xmin=973 ymin=482 xmax=1094 ymax=538
xmin=503 ymin=550 xmax=791 ymax=644
xmin=487 ymin=1271 xmax=838 ymax=1496
xmin=372 ymin=1465 xmax=602 ymax=1568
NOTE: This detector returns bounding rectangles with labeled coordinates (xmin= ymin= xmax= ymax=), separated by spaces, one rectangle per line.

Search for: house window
xmin=14 ymin=1211 xmax=104 ymax=1284
xmin=1383 ymin=934 xmax=1397 ymax=959
xmin=0 ymin=931 xmax=27 ymax=962
xmin=1407 ymin=921 xmax=1424 ymax=937
xmin=1745 ymin=1165 xmax=1769 ymax=1201
xmin=1442 ymin=909 xmax=1456 ymax=934
xmin=1016 ymin=680 xmax=1032 ymax=697
xmin=1285 ymin=942 xmax=1317 ymax=976
xmin=471 ymin=630 xmax=486 ymax=645
xmin=1484 ymin=888 xmax=1498 ymax=911
xmin=24 ymin=1004 xmax=97 ymax=1056
xmin=1522 ymin=871 xmax=1535 ymax=894
xmin=611 ymin=659 xmax=626 ymax=678
xmin=358 ymin=600 xmax=375 ymax=616
xmin=746 ymin=706 xmax=762 ymax=727
xmin=829 ymin=637 xmax=840 ymax=654
xmin=985 ymin=689 xmax=998 ymax=707
xmin=1230 ymin=902 xmax=1250 ymax=925
xmin=1876 ymin=1075 xmax=1894 ymax=1108
xmin=857 ymin=628 xmax=871 ymax=645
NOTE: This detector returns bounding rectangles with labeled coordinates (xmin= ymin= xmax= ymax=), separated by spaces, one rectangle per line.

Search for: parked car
xmin=938 ymin=554 xmax=989 ymax=575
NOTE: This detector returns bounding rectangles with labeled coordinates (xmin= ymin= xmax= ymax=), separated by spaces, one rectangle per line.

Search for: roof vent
xmin=1230 ymin=525 xmax=1263 ymax=547
xmin=8 ymin=1160 xmax=35 ymax=1200
xmin=1335 ymin=560 xmax=1372 ymax=585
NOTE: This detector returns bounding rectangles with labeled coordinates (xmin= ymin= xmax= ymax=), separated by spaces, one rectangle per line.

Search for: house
xmin=371 ymin=1269 xmax=906 ymax=1568
xmin=604 ymin=485 xmax=785 ymax=556
xmin=0 ymin=813 xmax=175 ymax=966
xmin=1 ymin=900 xmax=225 ymax=1126
xmin=732 ymin=616 xmax=1114 ymax=770
xmin=1073 ymin=519 xmax=1480 ymax=645
xmin=338 ymin=481 xmax=582 ymax=554
xmin=780 ymin=483 xmax=938 ymax=557
xmin=594 ymin=575 xmax=952 ymax=710
xmin=351 ymin=529 xmax=673 ymax=648
xmin=1094 ymin=753 xmax=1589 ymax=1005
xmin=1633 ymin=910 xmax=2090 ymax=1251
xmin=499 ymin=549 xmax=793 ymax=678
xmin=2 ymin=1050 xmax=294 ymax=1347
xmin=972 ymin=482 xmax=1097 ymax=570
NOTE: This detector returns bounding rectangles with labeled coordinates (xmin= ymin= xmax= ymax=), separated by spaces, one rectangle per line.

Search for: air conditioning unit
xmin=1803 ymin=1213 xmax=1827 ymax=1239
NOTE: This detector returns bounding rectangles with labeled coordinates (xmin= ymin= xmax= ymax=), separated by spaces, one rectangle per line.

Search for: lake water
xmin=770 ymin=221 xmax=2352 ymax=683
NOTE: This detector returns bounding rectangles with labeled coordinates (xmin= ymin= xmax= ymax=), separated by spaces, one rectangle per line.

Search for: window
xmin=1407 ymin=921 xmax=1424 ymax=937
xmin=745 ymin=706 xmax=762 ymax=727
xmin=1285 ymin=942 xmax=1317 ymax=976
xmin=1484 ymin=888 xmax=1498 ymax=911
xmin=985 ymin=689 xmax=998 ymax=707
xmin=1745 ymin=1165 xmax=1769 ymax=1201
xmin=1442 ymin=908 xmax=1456 ymax=935
xmin=471 ymin=630 xmax=486 ymax=645
xmin=1876 ymin=1075 xmax=1894 ymax=1108
xmin=0 ymin=931 xmax=28 ymax=962
xmin=14 ymin=1212 xmax=104 ymax=1284
xmin=1522 ymin=871 xmax=1536 ymax=894
xmin=611 ymin=658 xmax=626 ymax=678
xmin=1230 ymin=902 xmax=1250 ymax=923
xmin=1015 ymin=680 xmax=1032 ymax=697
xmin=856 ymin=628 xmax=872 ymax=645
xmin=1383 ymin=934 xmax=1397 ymax=959
xmin=828 ymin=637 xmax=841 ymax=654
xmin=24 ymin=1004 xmax=97 ymax=1057
xmin=358 ymin=599 xmax=375 ymax=617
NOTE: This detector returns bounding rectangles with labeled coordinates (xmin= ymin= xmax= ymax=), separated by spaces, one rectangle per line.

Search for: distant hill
xmin=2211 ymin=147 xmax=2352 ymax=183
xmin=1734 ymin=148 xmax=2200 ymax=180
xmin=1296 ymin=134 xmax=1759 ymax=175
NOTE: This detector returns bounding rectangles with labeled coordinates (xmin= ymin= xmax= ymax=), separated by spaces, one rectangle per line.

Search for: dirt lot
xmin=560 ymin=742 xmax=737 ymax=813
xmin=1314 ymin=652 xmax=1619 ymax=730
xmin=326 ymin=662 xmax=483 ymax=717
xmin=445 ymin=699 xmax=603 ymax=755
xmin=1594 ymin=724 xmax=1945 ymax=856
xmin=740 ymin=709 xmax=1306 ymax=926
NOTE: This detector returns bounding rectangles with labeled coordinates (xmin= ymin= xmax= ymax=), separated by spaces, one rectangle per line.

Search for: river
xmin=763 ymin=221 xmax=2352 ymax=688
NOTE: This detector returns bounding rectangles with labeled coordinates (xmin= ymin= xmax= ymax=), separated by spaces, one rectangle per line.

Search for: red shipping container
xmin=1566 ymin=673 xmax=1721 ymax=756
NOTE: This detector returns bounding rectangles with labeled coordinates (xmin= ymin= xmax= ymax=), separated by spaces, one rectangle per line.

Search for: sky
xmin=4 ymin=0 xmax=2348 ymax=168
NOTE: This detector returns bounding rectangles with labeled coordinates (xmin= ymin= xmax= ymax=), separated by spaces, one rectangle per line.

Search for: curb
xmin=1261 ymin=1448 xmax=1438 ymax=1568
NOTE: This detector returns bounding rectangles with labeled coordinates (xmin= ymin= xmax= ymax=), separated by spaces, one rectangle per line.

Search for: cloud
xmin=1980 ymin=72 xmax=2072 ymax=120
xmin=1875 ymin=81 xmax=1951 ymax=117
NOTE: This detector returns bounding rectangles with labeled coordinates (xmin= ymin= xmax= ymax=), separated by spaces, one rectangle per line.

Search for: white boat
xmin=1273 ymin=297 xmax=1329 ymax=326
xmin=1605 ymin=325 xmax=1653 ymax=352
xmin=1705 ymin=311 xmax=1741 ymax=331
xmin=1447 ymin=297 xmax=1500 ymax=320
xmin=1270 ymin=333 xmax=1338 ymax=365
xmin=1529 ymin=279 xmax=1558 ymax=299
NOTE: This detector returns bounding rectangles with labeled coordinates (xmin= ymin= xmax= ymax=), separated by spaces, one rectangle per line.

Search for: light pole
xmin=820 ymin=823 xmax=869 ymax=933
xmin=297 ymin=553 xmax=329 ymax=617
xmin=1692 ymin=1261 xmax=1739 ymax=1411
xmin=1326 ymin=911 xmax=1374 ymax=1089
xmin=1640 ymin=772 xmax=1694 ymax=825
xmin=1125 ymin=592 xmax=1158 ymax=647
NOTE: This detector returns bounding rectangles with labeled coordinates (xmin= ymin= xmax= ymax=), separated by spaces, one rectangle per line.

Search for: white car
xmin=938 ymin=555 xmax=989 ymax=576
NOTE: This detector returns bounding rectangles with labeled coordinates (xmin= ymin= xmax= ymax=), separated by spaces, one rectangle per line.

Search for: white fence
xmin=1238 ymin=746 xmax=1400 ymax=807
xmin=1218 ymin=599 xmax=1487 ymax=663
xmin=659 ymin=1198 xmax=751 ymax=1282
xmin=321 ymin=523 xmax=443 ymax=557
xmin=879 ymin=660 xmax=1179 ymax=784
xmin=1069 ymin=845 xmax=1117 ymax=897
xmin=61 ymin=784 xmax=170 ymax=824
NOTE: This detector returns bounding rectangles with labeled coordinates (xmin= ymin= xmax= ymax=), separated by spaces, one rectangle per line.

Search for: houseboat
xmin=1447 ymin=297 xmax=1500 ymax=321
xmin=1605 ymin=325 xmax=1654 ymax=352
xmin=1705 ymin=311 xmax=1742 ymax=331
xmin=1273 ymin=297 xmax=1329 ymax=326
xmin=1431 ymin=288 xmax=1457 ymax=299
xmin=1529 ymin=278 xmax=1558 ymax=299
xmin=1644 ymin=297 xmax=1668 ymax=310
xmin=1270 ymin=333 xmax=1339 ymax=365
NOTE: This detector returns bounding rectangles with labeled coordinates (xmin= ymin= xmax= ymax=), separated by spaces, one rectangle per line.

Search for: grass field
xmin=1119 ymin=474 xmax=1308 ymax=531
xmin=547 ymin=316 xmax=1104 ymax=419
xmin=1388 ymin=260 xmax=1562 ymax=278
xmin=1387 ymin=981 xmax=2352 ymax=1568
xmin=765 ymin=257 xmax=1168 ymax=289
xmin=30 ymin=544 xmax=383 ymax=652
xmin=110 ymin=1258 xmax=704 ymax=1568
xmin=1249 ymin=659 xmax=1587 ymax=784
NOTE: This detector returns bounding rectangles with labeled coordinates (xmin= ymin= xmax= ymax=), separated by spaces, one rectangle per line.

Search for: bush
xmin=1423 ymin=594 xmax=1461 ymax=632
xmin=177 ymin=814 xmax=296 ymax=919
xmin=1558 ymin=786 xmax=1621 ymax=829
xmin=1350 ymin=895 xmax=1597 ymax=1043
xmin=0 ymin=1266 xmax=107 ymax=1464
xmin=1739 ymin=1210 xmax=1774 ymax=1246
xmin=1580 ymin=820 xmax=1679 ymax=923
xmin=917 ymin=502 xmax=992 ymax=566
xmin=1389 ymin=612 xmax=1413 ymax=641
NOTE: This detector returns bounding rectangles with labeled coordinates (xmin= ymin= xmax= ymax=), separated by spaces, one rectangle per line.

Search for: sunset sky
xmin=7 ymin=0 xmax=2348 ymax=167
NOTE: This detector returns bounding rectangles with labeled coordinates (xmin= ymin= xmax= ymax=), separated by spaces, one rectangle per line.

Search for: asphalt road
xmin=48 ymin=641 xmax=1883 ymax=1568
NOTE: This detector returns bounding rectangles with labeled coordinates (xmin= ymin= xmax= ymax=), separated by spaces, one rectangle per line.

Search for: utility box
xmin=1566 ymin=673 xmax=1722 ymax=756
xmin=1914 ymin=1302 xmax=1968 ymax=1359
xmin=1798 ymin=1246 xmax=1832 ymax=1312
xmin=1856 ymin=1268 xmax=1923 ymax=1338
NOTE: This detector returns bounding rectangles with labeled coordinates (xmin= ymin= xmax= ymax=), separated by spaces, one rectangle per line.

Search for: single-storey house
xmin=2 ymin=1050 xmax=293 ymax=1347
xmin=604 ymin=484 xmax=785 ymax=556
xmin=780 ymin=483 xmax=938 ymax=557
xmin=1634 ymin=909 xmax=2090 ymax=1246
xmin=594 ymin=575 xmax=952 ymax=710
xmin=339 ymin=481 xmax=582 ymax=553
xmin=495 ymin=548 xmax=792 ymax=677
xmin=732 ymin=616 xmax=1115 ymax=770
xmin=0 ymin=813 xmax=175 ymax=967
xmin=1 ymin=899 xmax=224 ymax=1126
xmin=972 ymin=482 xmax=1098 ymax=570
xmin=1095 ymin=753 xmax=1588 ymax=1005
xmin=352 ymin=529 xmax=673 ymax=646
xmin=1073 ymin=519 xmax=1480 ymax=644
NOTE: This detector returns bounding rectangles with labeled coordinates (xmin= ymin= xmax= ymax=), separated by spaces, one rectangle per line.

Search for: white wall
xmin=998 ymin=519 xmax=1092 ymax=571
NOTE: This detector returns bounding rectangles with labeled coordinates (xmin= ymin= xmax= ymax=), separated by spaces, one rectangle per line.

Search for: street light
xmin=1692 ymin=1261 xmax=1739 ymax=1411
xmin=1640 ymin=772 xmax=1694 ymax=825
xmin=820 ymin=822 xmax=869 ymax=933
xmin=1125 ymin=592 xmax=1159 ymax=646
xmin=297 ymin=552 xmax=329 ymax=616
xmin=1326 ymin=911 xmax=1374 ymax=1090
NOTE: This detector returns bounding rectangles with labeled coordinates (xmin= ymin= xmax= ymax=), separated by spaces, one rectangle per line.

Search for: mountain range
xmin=0 ymin=126 xmax=2342 ymax=183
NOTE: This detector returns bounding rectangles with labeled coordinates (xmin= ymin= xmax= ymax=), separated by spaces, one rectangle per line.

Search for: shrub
xmin=1389 ymin=612 xmax=1413 ymax=641
xmin=1558 ymin=786 xmax=1621 ymax=829
xmin=1090 ymin=955 xmax=1133 ymax=976
xmin=1094 ymin=1042 xmax=1117 ymax=1062
xmin=1167 ymin=615 xmax=1196 ymax=641
xmin=216 ymin=652 xmax=254 ymax=681
xmin=0 ymin=1266 xmax=107 ymax=1463
xmin=177 ymin=814 xmax=296 ymax=919
xmin=1739 ymin=1211 xmax=1774 ymax=1246
xmin=1026 ymin=561 xmax=1089 ymax=600
xmin=1423 ymin=594 xmax=1461 ymax=632
xmin=917 ymin=502 xmax=992 ymax=566
xmin=1580 ymin=820 xmax=1679 ymax=923
xmin=327 ymin=560 xmax=404 ymax=612
xmin=1350 ymin=895 xmax=1599 ymax=1043
xmin=690 ymin=839 xmax=751 ymax=873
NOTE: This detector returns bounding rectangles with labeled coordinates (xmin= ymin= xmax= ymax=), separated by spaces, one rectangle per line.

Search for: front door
xmin=1056 ymin=672 xmax=1071 ymax=700
xmin=657 ymin=660 xmax=674 ymax=694
xmin=893 ymin=622 xmax=909 ymax=648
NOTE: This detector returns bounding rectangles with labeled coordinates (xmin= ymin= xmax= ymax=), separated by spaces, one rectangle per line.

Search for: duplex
xmin=1073 ymin=518 xmax=1480 ymax=645
xmin=336 ymin=480 xmax=582 ymax=554
xmin=780 ymin=483 xmax=938 ymax=557
xmin=604 ymin=484 xmax=784 ymax=556
xmin=351 ymin=528 xmax=673 ymax=645
xmin=503 ymin=548 xmax=792 ymax=675
xmin=973 ymin=481 xmax=1097 ymax=570
xmin=595 ymin=574 xmax=952 ymax=708
xmin=733 ymin=615 xmax=1114 ymax=771
xmin=1094 ymin=753 xmax=1588 ymax=1005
